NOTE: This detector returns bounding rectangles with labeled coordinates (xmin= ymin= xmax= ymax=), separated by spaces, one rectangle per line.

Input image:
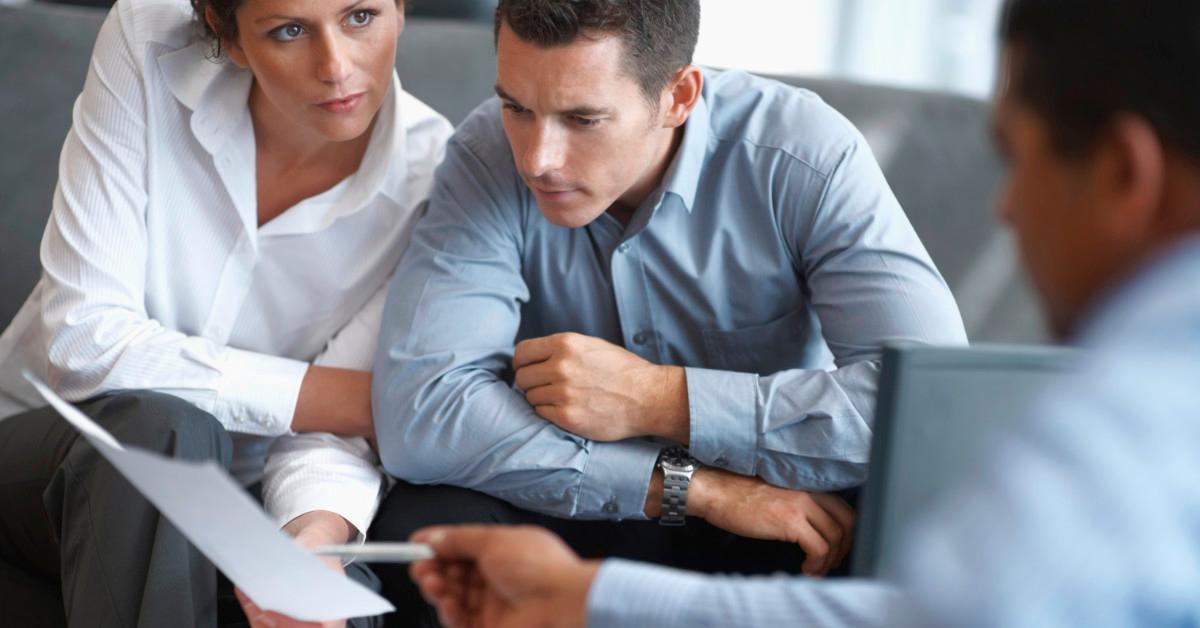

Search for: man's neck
xmin=607 ymin=126 xmax=686 ymax=227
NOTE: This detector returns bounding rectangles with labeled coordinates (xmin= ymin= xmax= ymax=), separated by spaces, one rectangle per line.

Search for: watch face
xmin=662 ymin=448 xmax=696 ymax=472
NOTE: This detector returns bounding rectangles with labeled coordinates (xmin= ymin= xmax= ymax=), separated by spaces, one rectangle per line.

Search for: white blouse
xmin=0 ymin=0 xmax=453 ymax=535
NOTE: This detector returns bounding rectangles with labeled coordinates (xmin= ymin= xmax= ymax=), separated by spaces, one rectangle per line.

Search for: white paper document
xmin=26 ymin=374 xmax=395 ymax=622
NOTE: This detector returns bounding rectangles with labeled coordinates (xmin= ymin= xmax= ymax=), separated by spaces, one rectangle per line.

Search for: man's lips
xmin=317 ymin=92 xmax=366 ymax=113
xmin=530 ymin=184 xmax=579 ymax=198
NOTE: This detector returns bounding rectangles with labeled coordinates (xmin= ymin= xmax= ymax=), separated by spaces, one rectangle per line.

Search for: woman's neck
xmin=248 ymin=82 xmax=378 ymax=227
xmin=248 ymin=81 xmax=374 ymax=175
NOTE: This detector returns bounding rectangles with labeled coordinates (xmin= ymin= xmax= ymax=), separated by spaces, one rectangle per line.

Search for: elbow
xmin=373 ymin=385 xmax=472 ymax=486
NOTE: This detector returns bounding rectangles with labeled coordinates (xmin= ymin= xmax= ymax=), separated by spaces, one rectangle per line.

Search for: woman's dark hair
xmin=190 ymin=0 xmax=243 ymax=57
xmin=1001 ymin=0 xmax=1200 ymax=163
xmin=494 ymin=0 xmax=701 ymax=102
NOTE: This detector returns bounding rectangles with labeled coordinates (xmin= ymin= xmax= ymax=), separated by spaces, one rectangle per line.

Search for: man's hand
xmin=409 ymin=525 xmax=599 ymax=628
xmin=513 ymin=333 xmax=689 ymax=443
xmin=688 ymin=468 xmax=857 ymax=576
xmin=235 ymin=511 xmax=358 ymax=628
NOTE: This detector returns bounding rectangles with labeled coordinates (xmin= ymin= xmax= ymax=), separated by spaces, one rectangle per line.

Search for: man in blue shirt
xmin=369 ymin=0 xmax=963 ymax=621
xmin=403 ymin=1 xmax=1200 ymax=627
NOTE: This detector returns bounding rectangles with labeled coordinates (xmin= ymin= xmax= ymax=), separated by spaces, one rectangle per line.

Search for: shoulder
xmin=396 ymin=88 xmax=454 ymax=179
xmin=448 ymin=97 xmax=513 ymax=168
xmin=110 ymin=0 xmax=199 ymax=54
xmin=703 ymin=69 xmax=865 ymax=178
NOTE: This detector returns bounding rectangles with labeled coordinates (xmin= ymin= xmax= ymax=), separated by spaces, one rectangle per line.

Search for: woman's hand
xmin=235 ymin=511 xmax=359 ymax=628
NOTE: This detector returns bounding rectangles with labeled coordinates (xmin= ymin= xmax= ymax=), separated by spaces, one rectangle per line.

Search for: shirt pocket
xmin=701 ymin=309 xmax=813 ymax=375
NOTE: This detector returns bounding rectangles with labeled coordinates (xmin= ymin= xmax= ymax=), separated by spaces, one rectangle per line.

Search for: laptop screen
xmin=851 ymin=344 xmax=1077 ymax=577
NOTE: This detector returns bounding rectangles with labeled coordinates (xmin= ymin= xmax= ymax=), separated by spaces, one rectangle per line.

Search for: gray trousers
xmin=0 ymin=391 xmax=382 ymax=628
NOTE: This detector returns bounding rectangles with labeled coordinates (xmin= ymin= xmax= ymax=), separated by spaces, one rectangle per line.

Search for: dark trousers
xmin=368 ymin=481 xmax=812 ymax=628
xmin=0 ymin=391 xmax=381 ymax=628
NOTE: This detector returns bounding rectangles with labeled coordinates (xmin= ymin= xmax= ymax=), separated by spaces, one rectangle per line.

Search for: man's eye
xmin=269 ymin=23 xmax=305 ymax=42
xmin=572 ymin=116 xmax=601 ymax=128
xmin=348 ymin=10 xmax=376 ymax=27
xmin=504 ymin=103 xmax=529 ymax=115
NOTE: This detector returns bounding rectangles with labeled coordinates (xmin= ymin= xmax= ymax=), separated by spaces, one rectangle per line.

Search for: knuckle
xmin=551 ymin=361 xmax=571 ymax=380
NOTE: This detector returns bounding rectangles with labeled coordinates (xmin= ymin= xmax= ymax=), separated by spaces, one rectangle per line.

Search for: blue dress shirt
xmin=374 ymin=70 xmax=966 ymax=520
xmin=587 ymin=238 xmax=1200 ymax=626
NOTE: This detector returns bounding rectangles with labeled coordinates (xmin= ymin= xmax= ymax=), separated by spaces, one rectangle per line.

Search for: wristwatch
xmin=657 ymin=446 xmax=698 ymax=526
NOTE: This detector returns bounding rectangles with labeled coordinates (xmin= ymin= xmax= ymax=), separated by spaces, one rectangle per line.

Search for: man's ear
xmin=395 ymin=0 xmax=407 ymax=36
xmin=206 ymin=6 xmax=248 ymax=68
xmin=1092 ymin=114 xmax=1166 ymax=243
xmin=661 ymin=65 xmax=703 ymax=129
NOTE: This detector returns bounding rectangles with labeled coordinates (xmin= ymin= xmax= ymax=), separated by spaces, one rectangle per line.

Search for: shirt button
xmin=617 ymin=242 xmax=631 ymax=254
xmin=602 ymin=501 xmax=619 ymax=514
xmin=632 ymin=331 xmax=650 ymax=346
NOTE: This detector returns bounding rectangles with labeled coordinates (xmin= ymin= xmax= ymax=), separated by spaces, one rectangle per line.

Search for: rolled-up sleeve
xmin=373 ymin=113 xmax=660 ymax=520
xmin=261 ymin=283 xmax=391 ymax=539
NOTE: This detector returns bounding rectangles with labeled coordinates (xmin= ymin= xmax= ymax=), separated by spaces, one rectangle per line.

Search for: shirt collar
xmin=157 ymin=40 xmax=409 ymax=236
xmin=658 ymin=82 xmax=712 ymax=214
xmin=1073 ymin=235 xmax=1200 ymax=347
xmin=158 ymin=41 xmax=252 ymax=156
xmin=254 ymin=74 xmax=407 ymax=237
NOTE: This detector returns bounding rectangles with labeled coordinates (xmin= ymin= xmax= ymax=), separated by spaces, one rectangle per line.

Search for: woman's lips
xmin=317 ymin=93 xmax=365 ymax=114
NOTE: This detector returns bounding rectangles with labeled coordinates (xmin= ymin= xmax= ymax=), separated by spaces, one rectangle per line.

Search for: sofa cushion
xmin=0 ymin=3 xmax=104 ymax=331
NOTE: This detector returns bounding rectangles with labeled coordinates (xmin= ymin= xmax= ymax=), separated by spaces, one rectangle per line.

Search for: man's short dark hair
xmin=495 ymin=0 xmax=701 ymax=101
xmin=1001 ymin=0 xmax=1200 ymax=164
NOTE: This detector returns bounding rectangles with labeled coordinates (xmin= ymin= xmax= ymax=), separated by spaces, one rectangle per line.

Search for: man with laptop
xmin=405 ymin=0 xmax=1200 ymax=625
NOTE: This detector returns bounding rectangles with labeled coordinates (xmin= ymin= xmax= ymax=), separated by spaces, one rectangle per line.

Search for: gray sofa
xmin=0 ymin=4 xmax=1046 ymax=345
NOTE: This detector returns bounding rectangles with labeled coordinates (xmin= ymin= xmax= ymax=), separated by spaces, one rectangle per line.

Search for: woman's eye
xmin=348 ymin=10 xmax=376 ymax=27
xmin=269 ymin=23 xmax=305 ymax=42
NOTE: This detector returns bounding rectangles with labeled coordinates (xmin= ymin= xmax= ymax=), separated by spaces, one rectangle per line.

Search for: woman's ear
xmin=205 ymin=6 xmax=248 ymax=68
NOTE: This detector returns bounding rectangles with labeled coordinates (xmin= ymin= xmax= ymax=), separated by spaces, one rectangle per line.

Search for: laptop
xmin=850 ymin=344 xmax=1077 ymax=577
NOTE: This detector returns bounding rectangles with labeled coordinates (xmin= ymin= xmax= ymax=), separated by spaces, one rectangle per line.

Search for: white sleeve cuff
xmin=261 ymin=434 xmax=386 ymax=542
xmin=215 ymin=347 xmax=309 ymax=436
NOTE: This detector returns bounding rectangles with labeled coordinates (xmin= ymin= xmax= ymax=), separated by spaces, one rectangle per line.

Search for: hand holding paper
xmin=25 ymin=374 xmax=395 ymax=622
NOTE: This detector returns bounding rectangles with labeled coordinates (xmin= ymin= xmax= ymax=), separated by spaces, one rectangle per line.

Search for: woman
xmin=0 ymin=0 xmax=451 ymax=625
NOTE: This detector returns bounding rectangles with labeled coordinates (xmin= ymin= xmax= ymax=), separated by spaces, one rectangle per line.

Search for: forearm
xmin=640 ymin=366 xmax=691 ymax=444
xmin=377 ymin=353 xmax=661 ymax=519
xmin=684 ymin=364 xmax=874 ymax=490
xmin=262 ymin=432 xmax=384 ymax=541
xmin=292 ymin=366 xmax=373 ymax=437
xmin=587 ymin=559 xmax=900 ymax=628
xmin=642 ymin=466 xmax=716 ymax=520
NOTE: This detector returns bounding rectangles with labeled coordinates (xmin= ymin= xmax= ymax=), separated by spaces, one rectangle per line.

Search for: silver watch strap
xmin=660 ymin=467 xmax=691 ymax=526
